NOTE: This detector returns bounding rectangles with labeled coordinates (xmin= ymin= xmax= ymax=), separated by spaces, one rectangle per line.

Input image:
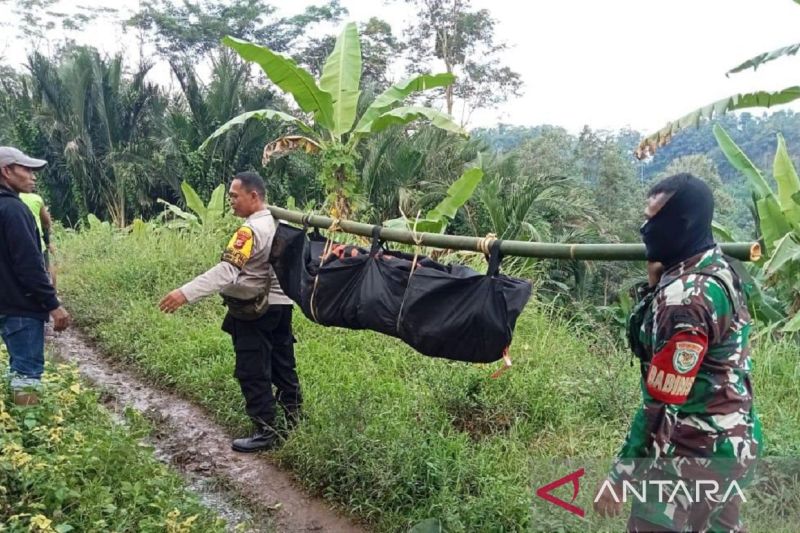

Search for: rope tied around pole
xmin=477 ymin=233 xmax=497 ymax=255
xmin=410 ymin=213 xmax=424 ymax=248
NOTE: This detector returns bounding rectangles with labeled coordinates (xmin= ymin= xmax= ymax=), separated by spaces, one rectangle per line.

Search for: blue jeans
xmin=0 ymin=315 xmax=45 ymax=390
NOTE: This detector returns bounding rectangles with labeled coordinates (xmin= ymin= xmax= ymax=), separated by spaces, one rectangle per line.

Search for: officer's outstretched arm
xmin=160 ymin=226 xmax=254 ymax=311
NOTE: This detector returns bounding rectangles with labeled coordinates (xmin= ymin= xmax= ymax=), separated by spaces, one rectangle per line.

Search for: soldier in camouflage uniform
xmin=594 ymin=173 xmax=761 ymax=532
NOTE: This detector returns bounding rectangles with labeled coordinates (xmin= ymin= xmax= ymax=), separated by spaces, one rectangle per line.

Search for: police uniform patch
xmin=222 ymin=226 xmax=254 ymax=269
xmin=233 ymin=229 xmax=251 ymax=249
xmin=673 ymin=341 xmax=702 ymax=374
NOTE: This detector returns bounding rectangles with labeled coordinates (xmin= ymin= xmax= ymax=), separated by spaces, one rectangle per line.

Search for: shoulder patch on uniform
xmin=673 ymin=341 xmax=702 ymax=374
xmin=646 ymin=330 xmax=708 ymax=404
xmin=222 ymin=226 xmax=254 ymax=269
xmin=667 ymin=308 xmax=704 ymax=334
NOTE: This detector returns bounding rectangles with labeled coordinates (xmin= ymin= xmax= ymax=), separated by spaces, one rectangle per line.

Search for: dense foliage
xmin=0 ymin=353 xmax=228 ymax=532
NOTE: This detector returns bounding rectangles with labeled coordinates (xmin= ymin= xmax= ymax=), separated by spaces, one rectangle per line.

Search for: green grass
xmin=56 ymin=224 xmax=800 ymax=532
xmin=0 ymin=353 xmax=228 ymax=532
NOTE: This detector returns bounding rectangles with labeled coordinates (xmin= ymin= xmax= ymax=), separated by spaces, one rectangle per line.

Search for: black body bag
xmin=294 ymin=227 xmax=405 ymax=331
xmin=269 ymin=222 xmax=308 ymax=303
xmin=396 ymin=243 xmax=531 ymax=363
xmin=270 ymin=224 xmax=532 ymax=363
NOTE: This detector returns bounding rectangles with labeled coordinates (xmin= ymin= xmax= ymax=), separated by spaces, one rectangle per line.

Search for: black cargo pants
xmin=221 ymin=305 xmax=302 ymax=427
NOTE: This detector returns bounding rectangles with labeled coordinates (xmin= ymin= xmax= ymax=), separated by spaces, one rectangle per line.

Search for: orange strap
xmin=490 ymin=347 xmax=513 ymax=379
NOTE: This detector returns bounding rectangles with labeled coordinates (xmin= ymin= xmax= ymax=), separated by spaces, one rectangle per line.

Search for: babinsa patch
xmin=673 ymin=341 xmax=702 ymax=374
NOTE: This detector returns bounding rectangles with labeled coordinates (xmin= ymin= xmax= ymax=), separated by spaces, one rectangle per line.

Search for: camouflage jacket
xmin=611 ymin=246 xmax=761 ymax=483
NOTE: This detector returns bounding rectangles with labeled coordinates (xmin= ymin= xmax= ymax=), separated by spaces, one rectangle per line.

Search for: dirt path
xmin=49 ymin=329 xmax=367 ymax=533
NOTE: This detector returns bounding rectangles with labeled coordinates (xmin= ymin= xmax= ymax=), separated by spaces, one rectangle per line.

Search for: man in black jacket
xmin=0 ymin=146 xmax=70 ymax=406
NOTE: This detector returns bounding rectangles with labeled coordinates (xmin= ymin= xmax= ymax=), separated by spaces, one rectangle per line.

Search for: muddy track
xmin=49 ymin=328 xmax=367 ymax=533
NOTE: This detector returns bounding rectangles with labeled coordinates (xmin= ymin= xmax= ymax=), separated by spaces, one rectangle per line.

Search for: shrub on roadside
xmin=0 ymin=353 xmax=227 ymax=533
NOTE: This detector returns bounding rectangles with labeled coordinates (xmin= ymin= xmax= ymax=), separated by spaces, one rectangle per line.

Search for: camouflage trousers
xmin=626 ymin=493 xmax=744 ymax=532
xmin=623 ymin=458 xmax=754 ymax=533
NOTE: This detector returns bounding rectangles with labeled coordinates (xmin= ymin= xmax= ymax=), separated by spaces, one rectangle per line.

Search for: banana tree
xmin=157 ymin=181 xmax=226 ymax=228
xmin=200 ymin=22 xmax=465 ymax=219
xmin=383 ymin=162 xmax=484 ymax=234
xmin=635 ymin=0 xmax=800 ymax=159
xmin=714 ymin=124 xmax=800 ymax=332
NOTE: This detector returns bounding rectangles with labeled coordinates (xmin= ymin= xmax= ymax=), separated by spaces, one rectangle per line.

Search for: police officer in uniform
xmin=594 ymin=173 xmax=760 ymax=532
xmin=160 ymin=172 xmax=301 ymax=452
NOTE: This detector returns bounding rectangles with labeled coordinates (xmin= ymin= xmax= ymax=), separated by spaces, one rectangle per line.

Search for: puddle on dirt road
xmin=49 ymin=329 xmax=366 ymax=533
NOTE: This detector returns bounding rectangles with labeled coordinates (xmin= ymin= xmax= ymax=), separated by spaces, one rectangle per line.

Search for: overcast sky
xmin=3 ymin=0 xmax=800 ymax=134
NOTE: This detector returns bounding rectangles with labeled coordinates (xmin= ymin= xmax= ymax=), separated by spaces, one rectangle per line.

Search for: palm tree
xmin=359 ymin=125 xmax=481 ymax=226
xmin=161 ymin=50 xmax=289 ymax=200
xmin=28 ymin=47 xmax=165 ymax=226
xmin=477 ymin=152 xmax=594 ymax=242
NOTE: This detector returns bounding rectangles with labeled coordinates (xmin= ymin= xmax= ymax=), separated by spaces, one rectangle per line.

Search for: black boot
xmin=231 ymin=423 xmax=279 ymax=453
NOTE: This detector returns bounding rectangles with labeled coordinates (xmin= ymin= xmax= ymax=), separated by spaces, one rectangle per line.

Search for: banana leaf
xmin=361 ymin=106 xmax=466 ymax=136
xmin=726 ymin=42 xmax=800 ymax=76
xmin=319 ymin=22 xmax=361 ymax=136
xmin=353 ymin=73 xmax=455 ymax=133
xmin=636 ymin=87 xmax=800 ymax=158
xmin=223 ymin=36 xmax=334 ymax=130
xmin=181 ymin=181 xmax=207 ymax=222
xmin=714 ymin=124 xmax=777 ymax=201
xmin=773 ymin=134 xmax=800 ymax=227
xmin=764 ymin=233 xmax=800 ymax=276
xmin=199 ymin=108 xmax=313 ymax=150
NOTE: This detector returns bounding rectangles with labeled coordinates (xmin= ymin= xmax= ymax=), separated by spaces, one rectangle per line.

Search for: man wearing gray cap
xmin=0 ymin=146 xmax=70 ymax=406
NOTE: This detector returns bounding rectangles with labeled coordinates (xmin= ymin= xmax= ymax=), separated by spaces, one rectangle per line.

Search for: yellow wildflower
xmin=29 ymin=514 xmax=55 ymax=532
xmin=3 ymin=443 xmax=32 ymax=469
xmin=10 ymin=450 xmax=32 ymax=469
xmin=165 ymin=509 xmax=197 ymax=533
xmin=48 ymin=427 xmax=63 ymax=444
xmin=0 ymin=410 xmax=15 ymax=426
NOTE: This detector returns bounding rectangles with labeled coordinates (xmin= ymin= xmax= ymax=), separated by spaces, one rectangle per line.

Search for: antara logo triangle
xmin=535 ymin=468 xmax=585 ymax=517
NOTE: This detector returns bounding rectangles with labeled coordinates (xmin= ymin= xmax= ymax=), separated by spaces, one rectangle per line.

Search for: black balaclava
xmin=640 ymin=174 xmax=716 ymax=268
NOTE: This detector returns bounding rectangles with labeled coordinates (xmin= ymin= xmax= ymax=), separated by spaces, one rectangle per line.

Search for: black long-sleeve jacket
xmin=0 ymin=186 xmax=59 ymax=320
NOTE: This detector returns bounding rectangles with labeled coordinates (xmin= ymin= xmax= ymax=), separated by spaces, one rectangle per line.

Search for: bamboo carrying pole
xmin=268 ymin=206 xmax=762 ymax=262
